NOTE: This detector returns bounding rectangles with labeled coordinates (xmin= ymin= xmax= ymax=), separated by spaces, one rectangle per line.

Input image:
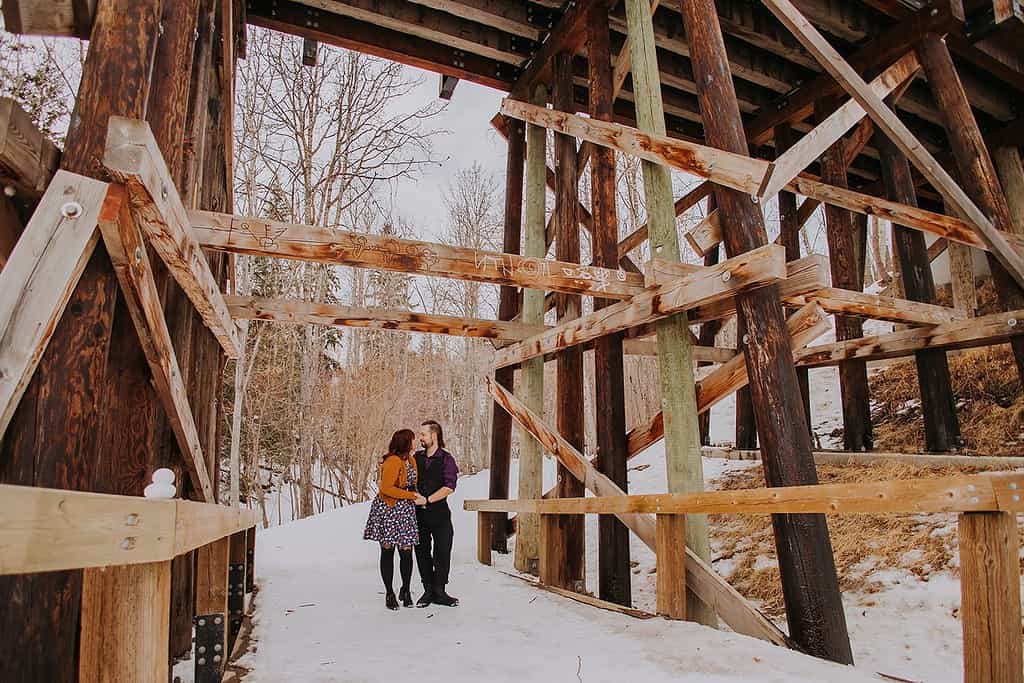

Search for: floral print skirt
xmin=363 ymin=459 xmax=419 ymax=547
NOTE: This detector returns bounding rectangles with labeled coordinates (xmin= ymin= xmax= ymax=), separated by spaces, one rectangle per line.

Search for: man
xmin=413 ymin=420 xmax=459 ymax=607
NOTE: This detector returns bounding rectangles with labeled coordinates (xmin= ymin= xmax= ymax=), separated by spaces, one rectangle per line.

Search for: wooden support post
xmin=229 ymin=321 xmax=247 ymax=508
xmin=513 ymin=84 xmax=548 ymax=576
xmin=676 ymin=0 xmax=852 ymax=661
xmin=734 ymin=313 xmax=757 ymax=450
xmin=588 ymin=6 xmax=631 ymax=608
xmin=696 ymin=242 xmax=721 ymax=446
xmin=948 ymin=240 xmax=977 ymax=316
xmin=228 ymin=530 xmax=247 ymax=651
xmin=0 ymin=1 xmax=165 ymax=679
xmin=917 ymin=34 xmax=1024 ymax=385
xmin=818 ymin=99 xmax=872 ymax=452
xmin=876 ymin=134 xmax=961 ymax=452
xmin=957 ymin=512 xmax=1023 ymax=683
xmin=623 ymin=0 xmax=712 ymax=625
xmin=195 ymin=536 xmax=230 ymax=676
xmin=488 ymin=118 xmax=525 ymax=553
xmin=994 ymin=147 xmax=1024 ymax=234
xmin=655 ymin=514 xmax=686 ymax=620
xmin=551 ymin=52 xmax=585 ymax=592
xmin=775 ymin=124 xmax=812 ymax=433
xmin=477 ymin=513 xmax=492 ymax=565
xmin=79 ymin=560 xmax=172 ymax=682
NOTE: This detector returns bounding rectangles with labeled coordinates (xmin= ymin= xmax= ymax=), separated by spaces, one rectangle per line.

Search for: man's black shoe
xmin=399 ymin=586 xmax=413 ymax=608
xmin=416 ymin=587 xmax=433 ymax=607
xmin=385 ymin=590 xmax=399 ymax=611
xmin=432 ymin=588 xmax=459 ymax=607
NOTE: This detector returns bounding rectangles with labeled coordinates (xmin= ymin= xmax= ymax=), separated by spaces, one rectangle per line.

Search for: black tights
xmin=379 ymin=544 xmax=413 ymax=593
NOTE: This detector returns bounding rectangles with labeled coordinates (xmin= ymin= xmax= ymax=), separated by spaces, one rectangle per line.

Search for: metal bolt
xmin=198 ymin=646 xmax=207 ymax=654
xmin=198 ymin=658 xmax=206 ymax=666
xmin=120 ymin=537 xmax=136 ymax=550
xmin=214 ymin=616 xmax=223 ymax=625
xmin=161 ymin=184 xmax=168 ymax=200
xmin=970 ymin=496 xmax=980 ymax=504
xmin=967 ymin=484 xmax=976 ymax=492
xmin=1013 ymin=495 xmax=1020 ymax=503
xmin=198 ymin=618 xmax=206 ymax=626
xmin=214 ymin=655 xmax=222 ymax=664
xmin=721 ymin=271 xmax=732 ymax=282
xmin=1008 ymin=318 xmax=1017 ymax=327
xmin=743 ymin=334 xmax=750 ymax=345
xmin=1011 ymin=482 xmax=1018 ymax=490
xmin=214 ymin=644 xmax=222 ymax=652
xmin=930 ymin=7 xmax=938 ymax=14
xmin=125 ymin=513 xmax=139 ymax=526
xmin=3 ymin=185 xmax=15 ymax=197
xmin=134 ymin=247 xmax=143 ymax=264
xmin=61 ymin=201 xmax=83 ymax=219
xmin=750 ymin=194 xmax=760 ymax=204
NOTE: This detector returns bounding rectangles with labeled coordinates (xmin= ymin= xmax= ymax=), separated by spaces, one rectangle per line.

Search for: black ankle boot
xmin=399 ymin=586 xmax=413 ymax=608
xmin=432 ymin=585 xmax=458 ymax=607
xmin=416 ymin=586 xmax=433 ymax=608
xmin=385 ymin=590 xmax=399 ymax=611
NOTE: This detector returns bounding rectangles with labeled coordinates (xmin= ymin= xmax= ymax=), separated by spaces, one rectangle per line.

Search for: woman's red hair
xmin=387 ymin=429 xmax=415 ymax=457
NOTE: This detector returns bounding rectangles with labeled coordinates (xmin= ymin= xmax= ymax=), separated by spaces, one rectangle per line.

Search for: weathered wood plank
xmin=79 ymin=560 xmax=172 ymax=682
xmin=0 ymin=98 xmax=61 ymax=196
xmin=97 ymin=188 xmax=214 ymax=502
xmin=104 ymin=117 xmax=240 ymax=358
xmin=656 ymin=514 xmax=686 ymax=620
xmin=192 ymin=209 xmax=643 ymax=300
xmin=0 ymin=171 xmax=110 ymax=440
xmin=0 ymin=484 xmax=256 ymax=575
xmin=958 ymin=512 xmax=1024 ymax=683
xmin=494 ymin=244 xmax=787 ymax=368
xmin=800 ymin=287 xmax=965 ymax=325
xmin=484 ymin=375 xmax=790 ymax=646
xmin=466 ymin=471 xmax=1024 ymax=515
xmin=795 ymin=308 xmax=1024 ymax=368
xmin=225 ymin=295 xmax=548 ymax=341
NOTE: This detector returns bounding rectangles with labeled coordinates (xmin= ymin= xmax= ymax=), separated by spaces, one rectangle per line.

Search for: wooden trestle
xmin=1 ymin=0 xmax=1022 ymax=679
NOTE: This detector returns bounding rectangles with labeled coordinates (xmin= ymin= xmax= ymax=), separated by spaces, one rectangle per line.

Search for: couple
xmin=363 ymin=420 xmax=460 ymax=611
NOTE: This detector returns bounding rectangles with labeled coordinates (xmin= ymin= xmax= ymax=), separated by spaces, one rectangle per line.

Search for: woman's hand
xmin=414 ymin=494 xmax=427 ymax=506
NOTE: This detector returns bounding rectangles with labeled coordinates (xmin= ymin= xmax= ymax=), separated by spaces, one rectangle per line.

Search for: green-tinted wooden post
xmin=623 ymin=0 xmax=713 ymax=625
xmin=513 ymin=83 xmax=548 ymax=576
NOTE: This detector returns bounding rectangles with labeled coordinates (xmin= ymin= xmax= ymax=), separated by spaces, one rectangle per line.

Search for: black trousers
xmin=415 ymin=504 xmax=454 ymax=590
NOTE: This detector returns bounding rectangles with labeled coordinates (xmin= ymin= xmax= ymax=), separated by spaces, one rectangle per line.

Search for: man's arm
xmin=427 ymin=452 xmax=459 ymax=503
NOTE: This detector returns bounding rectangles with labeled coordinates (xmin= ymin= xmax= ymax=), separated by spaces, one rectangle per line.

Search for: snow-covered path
xmin=237 ymin=465 xmax=886 ymax=682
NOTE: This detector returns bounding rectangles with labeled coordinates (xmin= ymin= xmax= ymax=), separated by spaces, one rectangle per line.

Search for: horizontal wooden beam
xmin=500 ymin=98 xmax=1024 ymax=260
xmin=796 ymin=308 xmax=1024 ymax=368
xmin=98 ymin=186 xmax=214 ymax=502
xmin=704 ymin=446 xmax=1024 ymax=469
xmin=802 ymin=287 xmax=966 ymax=325
xmin=247 ymin=0 xmax=515 ymax=91
xmin=0 ymin=483 xmax=257 ymax=575
xmin=103 ymin=117 xmax=240 ymax=358
xmin=191 ymin=209 xmax=645 ymax=299
xmin=226 ymin=295 xmax=549 ymax=341
xmin=493 ymin=244 xmax=787 ymax=368
xmin=465 ymin=471 xmax=1024 ymax=515
xmin=484 ymin=375 xmax=790 ymax=646
xmin=0 ymin=98 xmax=61 ymax=196
xmin=0 ymin=171 xmax=109 ymax=441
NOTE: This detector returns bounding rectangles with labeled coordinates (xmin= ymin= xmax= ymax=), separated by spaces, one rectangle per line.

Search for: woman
xmin=363 ymin=428 xmax=426 ymax=609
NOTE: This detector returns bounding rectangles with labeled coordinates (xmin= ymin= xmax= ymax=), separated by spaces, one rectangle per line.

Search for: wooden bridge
xmin=1 ymin=0 xmax=1022 ymax=679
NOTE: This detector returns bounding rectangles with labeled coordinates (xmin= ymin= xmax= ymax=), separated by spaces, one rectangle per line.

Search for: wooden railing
xmin=0 ymin=483 xmax=258 ymax=680
xmin=465 ymin=470 xmax=1024 ymax=683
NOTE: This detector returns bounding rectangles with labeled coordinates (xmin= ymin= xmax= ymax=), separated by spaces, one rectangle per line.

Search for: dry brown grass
xmin=708 ymin=462 xmax=1021 ymax=616
xmin=869 ymin=346 xmax=1024 ymax=455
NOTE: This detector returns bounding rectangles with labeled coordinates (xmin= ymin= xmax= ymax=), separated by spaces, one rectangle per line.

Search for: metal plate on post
xmin=245 ymin=543 xmax=254 ymax=594
xmin=228 ymin=563 xmax=245 ymax=649
xmin=194 ymin=613 xmax=226 ymax=683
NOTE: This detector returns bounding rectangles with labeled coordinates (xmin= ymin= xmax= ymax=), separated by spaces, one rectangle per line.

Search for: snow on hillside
xmin=234 ymin=447 xmax=964 ymax=682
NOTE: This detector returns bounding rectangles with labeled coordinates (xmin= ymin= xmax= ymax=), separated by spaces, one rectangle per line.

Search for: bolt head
xmin=721 ymin=271 xmax=732 ymax=282
xmin=1008 ymin=318 xmax=1017 ymax=327
xmin=198 ymin=658 xmax=206 ymax=666
xmin=125 ymin=513 xmax=139 ymax=526
xmin=198 ymin=618 xmax=206 ymax=626
xmin=3 ymin=185 xmax=15 ymax=197
xmin=61 ymin=201 xmax=83 ymax=219
xmin=198 ymin=646 xmax=206 ymax=654
xmin=161 ymin=184 xmax=168 ymax=200
xmin=214 ymin=616 xmax=223 ymax=625
xmin=742 ymin=334 xmax=750 ymax=345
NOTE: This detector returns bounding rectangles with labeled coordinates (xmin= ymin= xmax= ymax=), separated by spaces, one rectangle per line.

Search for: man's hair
xmin=421 ymin=420 xmax=445 ymax=448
